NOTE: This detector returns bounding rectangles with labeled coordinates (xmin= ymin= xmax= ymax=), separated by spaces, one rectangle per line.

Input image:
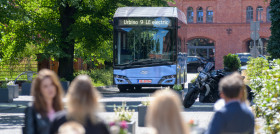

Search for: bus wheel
xmin=128 ymin=86 xmax=141 ymax=93
xmin=118 ymin=85 xmax=128 ymax=93
xmin=134 ymin=86 xmax=142 ymax=92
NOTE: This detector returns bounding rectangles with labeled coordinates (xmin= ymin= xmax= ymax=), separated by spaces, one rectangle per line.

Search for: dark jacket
xmin=49 ymin=111 xmax=110 ymax=134
xmin=23 ymin=105 xmax=51 ymax=134
xmin=206 ymin=101 xmax=255 ymax=134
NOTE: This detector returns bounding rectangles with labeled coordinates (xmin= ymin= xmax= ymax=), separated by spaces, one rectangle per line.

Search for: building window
xmin=246 ymin=6 xmax=253 ymax=22
xmin=187 ymin=7 xmax=194 ymax=23
xmin=206 ymin=7 xmax=213 ymax=23
xmin=197 ymin=7 xmax=203 ymax=23
xmin=267 ymin=6 xmax=271 ymax=22
xmin=187 ymin=38 xmax=215 ymax=60
xmin=256 ymin=6 xmax=263 ymax=22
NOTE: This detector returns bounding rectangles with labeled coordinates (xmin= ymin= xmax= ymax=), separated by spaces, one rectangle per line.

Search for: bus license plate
xmin=138 ymin=80 xmax=152 ymax=83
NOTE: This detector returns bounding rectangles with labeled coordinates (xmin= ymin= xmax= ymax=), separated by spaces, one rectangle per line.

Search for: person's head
xmin=66 ymin=75 xmax=102 ymax=125
xmin=58 ymin=121 xmax=85 ymax=134
xmin=146 ymin=89 xmax=188 ymax=134
xmin=31 ymin=69 xmax=64 ymax=116
xmin=219 ymin=72 xmax=244 ymax=102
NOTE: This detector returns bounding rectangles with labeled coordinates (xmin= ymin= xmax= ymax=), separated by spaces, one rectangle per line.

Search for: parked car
xmin=236 ymin=53 xmax=251 ymax=66
xmin=187 ymin=56 xmax=207 ymax=72
xmin=236 ymin=53 xmax=266 ymax=70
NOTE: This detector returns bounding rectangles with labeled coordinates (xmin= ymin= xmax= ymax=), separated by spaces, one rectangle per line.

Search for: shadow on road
xmin=103 ymin=101 xmax=214 ymax=113
xmin=0 ymin=102 xmax=28 ymax=114
xmin=183 ymin=102 xmax=214 ymax=112
xmin=0 ymin=115 xmax=24 ymax=130
xmin=101 ymin=88 xmax=159 ymax=94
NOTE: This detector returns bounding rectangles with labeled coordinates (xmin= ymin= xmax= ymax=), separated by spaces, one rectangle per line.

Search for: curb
xmin=96 ymin=85 xmax=117 ymax=93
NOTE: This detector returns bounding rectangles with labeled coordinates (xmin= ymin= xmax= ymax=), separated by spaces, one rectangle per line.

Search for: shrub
xmin=74 ymin=68 xmax=113 ymax=87
xmin=248 ymin=58 xmax=280 ymax=133
xmin=246 ymin=57 xmax=269 ymax=93
xmin=0 ymin=82 xmax=7 ymax=88
xmin=223 ymin=53 xmax=241 ymax=72
xmin=172 ymin=84 xmax=183 ymax=91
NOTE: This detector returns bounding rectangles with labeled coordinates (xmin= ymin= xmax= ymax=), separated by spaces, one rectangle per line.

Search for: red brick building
xmin=170 ymin=0 xmax=271 ymax=69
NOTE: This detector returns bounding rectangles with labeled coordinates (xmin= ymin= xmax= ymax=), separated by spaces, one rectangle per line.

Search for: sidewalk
xmin=0 ymin=90 xmax=265 ymax=134
xmin=0 ymin=95 xmax=214 ymax=134
xmin=0 ymin=96 xmax=32 ymax=134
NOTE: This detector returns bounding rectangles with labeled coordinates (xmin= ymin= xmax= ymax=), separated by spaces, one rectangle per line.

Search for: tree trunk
xmin=58 ymin=4 xmax=76 ymax=80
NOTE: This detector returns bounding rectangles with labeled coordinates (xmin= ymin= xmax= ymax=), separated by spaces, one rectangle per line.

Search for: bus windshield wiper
xmin=117 ymin=59 xmax=173 ymax=69
xmin=129 ymin=59 xmax=172 ymax=65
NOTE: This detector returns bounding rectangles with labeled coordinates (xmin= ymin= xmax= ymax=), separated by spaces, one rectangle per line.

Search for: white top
xmin=113 ymin=7 xmax=187 ymax=24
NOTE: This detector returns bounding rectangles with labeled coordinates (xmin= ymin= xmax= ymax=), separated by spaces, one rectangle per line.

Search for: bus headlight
xmin=114 ymin=74 xmax=132 ymax=84
xmin=158 ymin=75 xmax=176 ymax=84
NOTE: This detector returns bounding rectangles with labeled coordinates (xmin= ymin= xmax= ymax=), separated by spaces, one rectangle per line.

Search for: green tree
xmin=267 ymin=0 xmax=280 ymax=59
xmin=1 ymin=0 xmax=174 ymax=80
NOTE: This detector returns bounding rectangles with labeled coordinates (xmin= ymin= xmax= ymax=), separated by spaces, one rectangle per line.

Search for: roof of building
xmin=113 ymin=7 xmax=187 ymax=24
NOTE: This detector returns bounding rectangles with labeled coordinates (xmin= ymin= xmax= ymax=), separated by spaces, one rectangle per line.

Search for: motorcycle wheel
xmin=246 ymin=85 xmax=254 ymax=103
xmin=183 ymin=86 xmax=199 ymax=108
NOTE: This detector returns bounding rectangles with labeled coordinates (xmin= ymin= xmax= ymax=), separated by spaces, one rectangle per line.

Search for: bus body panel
xmin=114 ymin=65 xmax=176 ymax=85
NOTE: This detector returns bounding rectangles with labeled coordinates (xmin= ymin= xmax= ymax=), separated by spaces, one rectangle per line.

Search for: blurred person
xmin=146 ymin=89 xmax=189 ymax=134
xmin=23 ymin=69 xmax=64 ymax=134
xmin=214 ymin=73 xmax=250 ymax=111
xmin=49 ymin=75 xmax=109 ymax=134
xmin=206 ymin=72 xmax=255 ymax=134
xmin=58 ymin=121 xmax=85 ymax=134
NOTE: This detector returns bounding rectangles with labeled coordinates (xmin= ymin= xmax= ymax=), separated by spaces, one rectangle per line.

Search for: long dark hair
xmin=31 ymin=69 xmax=64 ymax=116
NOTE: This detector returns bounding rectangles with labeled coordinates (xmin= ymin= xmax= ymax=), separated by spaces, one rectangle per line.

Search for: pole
xmin=134 ymin=31 xmax=135 ymax=60
xmin=254 ymin=22 xmax=257 ymax=58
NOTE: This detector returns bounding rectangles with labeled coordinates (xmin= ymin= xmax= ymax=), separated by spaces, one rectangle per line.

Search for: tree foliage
xmin=0 ymin=0 xmax=175 ymax=80
xmin=267 ymin=0 xmax=280 ymax=59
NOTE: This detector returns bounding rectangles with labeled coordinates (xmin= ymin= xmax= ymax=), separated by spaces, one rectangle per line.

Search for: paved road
xmin=0 ymin=73 xmax=216 ymax=134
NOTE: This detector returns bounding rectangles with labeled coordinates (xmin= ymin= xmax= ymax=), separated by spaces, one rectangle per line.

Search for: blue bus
xmin=113 ymin=7 xmax=188 ymax=92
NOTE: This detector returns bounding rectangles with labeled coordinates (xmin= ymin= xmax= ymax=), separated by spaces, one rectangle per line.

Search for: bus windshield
xmin=115 ymin=27 xmax=175 ymax=66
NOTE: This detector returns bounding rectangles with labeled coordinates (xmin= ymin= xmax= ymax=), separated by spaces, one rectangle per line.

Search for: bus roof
xmin=114 ymin=7 xmax=187 ymax=24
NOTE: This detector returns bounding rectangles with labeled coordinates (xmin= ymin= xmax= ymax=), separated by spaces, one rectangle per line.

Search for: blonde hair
xmin=66 ymin=75 xmax=103 ymax=125
xmin=31 ymin=69 xmax=64 ymax=117
xmin=58 ymin=121 xmax=85 ymax=134
xmin=146 ymin=89 xmax=189 ymax=134
xmin=229 ymin=72 xmax=248 ymax=102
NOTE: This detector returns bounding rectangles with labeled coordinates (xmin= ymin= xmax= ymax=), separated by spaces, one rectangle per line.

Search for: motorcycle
xmin=183 ymin=62 xmax=223 ymax=108
xmin=183 ymin=62 xmax=254 ymax=108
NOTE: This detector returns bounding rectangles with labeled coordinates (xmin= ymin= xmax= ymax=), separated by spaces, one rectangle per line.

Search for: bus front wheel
xmin=133 ymin=86 xmax=142 ymax=92
xmin=118 ymin=85 xmax=129 ymax=92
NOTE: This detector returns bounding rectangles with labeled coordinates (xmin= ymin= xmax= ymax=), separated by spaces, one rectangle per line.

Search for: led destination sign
xmin=118 ymin=18 xmax=171 ymax=28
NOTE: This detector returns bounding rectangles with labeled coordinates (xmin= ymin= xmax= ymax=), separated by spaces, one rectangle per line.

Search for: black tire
xmin=246 ymin=85 xmax=254 ymax=103
xmin=183 ymin=86 xmax=199 ymax=108
xmin=118 ymin=85 xmax=128 ymax=92
xmin=130 ymin=86 xmax=142 ymax=93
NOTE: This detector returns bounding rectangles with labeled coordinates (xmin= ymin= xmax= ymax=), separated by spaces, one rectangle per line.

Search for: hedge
xmin=247 ymin=58 xmax=280 ymax=133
